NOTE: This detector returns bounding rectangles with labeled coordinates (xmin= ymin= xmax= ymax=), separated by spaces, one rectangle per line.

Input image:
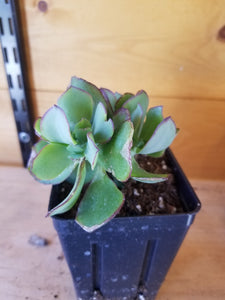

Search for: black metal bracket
xmin=0 ymin=0 xmax=35 ymax=166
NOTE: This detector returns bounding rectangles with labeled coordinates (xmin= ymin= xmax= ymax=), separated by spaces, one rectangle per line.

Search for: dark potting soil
xmin=118 ymin=154 xmax=184 ymax=216
xmin=52 ymin=154 xmax=184 ymax=219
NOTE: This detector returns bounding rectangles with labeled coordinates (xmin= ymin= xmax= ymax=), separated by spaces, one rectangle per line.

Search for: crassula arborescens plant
xmin=28 ymin=76 xmax=178 ymax=232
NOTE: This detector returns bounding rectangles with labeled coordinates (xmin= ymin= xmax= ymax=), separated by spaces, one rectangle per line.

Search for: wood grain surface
xmin=0 ymin=166 xmax=224 ymax=300
xmin=0 ymin=90 xmax=22 ymax=166
xmin=4 ymin=0 xmax=225 ymax=99
xmin=0 ymin=0 xmax=225 ymax=178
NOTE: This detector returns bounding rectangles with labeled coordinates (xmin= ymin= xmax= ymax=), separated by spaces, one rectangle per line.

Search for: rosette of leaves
xmin=28 ymin=77 xmax=178 ymax=232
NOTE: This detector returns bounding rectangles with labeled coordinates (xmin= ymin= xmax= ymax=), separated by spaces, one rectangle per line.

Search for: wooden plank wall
xmin=0 ymin=0 xmax=225 ymax=179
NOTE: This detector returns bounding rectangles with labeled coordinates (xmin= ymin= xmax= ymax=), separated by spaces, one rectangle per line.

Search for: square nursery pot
xmin=49 ymin=150 xmax=201 ymax=300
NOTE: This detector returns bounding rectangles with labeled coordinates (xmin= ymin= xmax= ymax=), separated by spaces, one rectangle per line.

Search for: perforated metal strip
xmin=0 ymin=0 xmax=34 ymax=166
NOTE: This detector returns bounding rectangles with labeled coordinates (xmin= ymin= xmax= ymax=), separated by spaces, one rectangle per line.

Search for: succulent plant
xmin=28 ymin=76 xmax=178 ymax=232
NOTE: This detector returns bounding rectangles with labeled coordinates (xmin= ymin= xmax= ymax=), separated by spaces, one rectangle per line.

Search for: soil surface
xmin=52 ymin=153 xmax=184 ymax=219
xmin=118 ymin=154 xmax=184 ymax=217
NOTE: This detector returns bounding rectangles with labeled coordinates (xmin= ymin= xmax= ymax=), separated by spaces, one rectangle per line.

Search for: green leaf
xmin=115 ymin=93 xmax=134 ymax=110
xmin=29 ymin=143 xmax=77 ymax=184
xmin=34 ymin=118 xmax=42 ymax=138
xmin=46 ymin=159 xmax=86 ymax=216
xmin=40 ymin=105 xmax=76 ymax=145
xmin=76 ymin=168 xmax=124 ymax=232
xmin=149 ymin=150 xmax=165 ymax=158
xmin=122 ymin=90 xmax=149 ymax=118
xmin=140 ymin=106 xmax=164 ymax=143
xmin=131 ymin=157 xmax=168 ymax=183
xmin=100 ymin=120 xmax=133 ymax=181
xmin=100 ymin=88 xmax=117 ymax=113
xmin=131 ymin=103 xmax=143 ymax=141
xmin=139 ymin=117 xmax=177 ymax=155
xmin=71 ymin=76 xmax=106 ymax=109
xmin=58 ymin=86 xmax=93 ymax=129
xmin=67 ymin=144 xmax=84 ymax=159
xmin=92 ymin=102 xmax=114 ymax=143
xmin=85 ymin=133 xmax=99 ymax=170
xmin=27 ymin=140 xmax=48 ymax=169
xmin=122 ymin=90 xmax=149 ymax=140
xmin=34 ymin=140 xmax=49 ymax=154
xmin=73 ymin=118 xmax=92 ymax=143
xmin=113 ymin=108 xmax=130 ymax=129
xmin=114 ymin=92 xmax=122 ymax=100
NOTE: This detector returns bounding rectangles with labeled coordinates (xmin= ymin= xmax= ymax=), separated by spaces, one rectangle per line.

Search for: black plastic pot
xmin=49 ymin=150 xmax=201 ymax=300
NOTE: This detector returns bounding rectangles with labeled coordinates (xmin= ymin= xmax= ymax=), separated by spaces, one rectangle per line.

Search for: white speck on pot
xmin=122 ymin=275 xmax=128 ymax=280
xmin=118 ymin=227 xmax=125 ymax=232
xmin=136 ymin=204 xmax=142 ymax=212
xmin=134 ymin=188 xmax=140 ymax=196
xmin=141 ymin=225 xmax=149 ymax=230
xmin=84 ymin=251 xmax=91 ymax=256
xmin=111 ymin=277 xmax=118 ymax=282
xmin=80 ymin=289 xmax=89 ymax=295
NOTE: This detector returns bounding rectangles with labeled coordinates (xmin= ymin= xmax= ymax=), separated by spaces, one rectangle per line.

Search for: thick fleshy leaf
xmin=131 ymin=157 xmax=168 ymax=183
xmin=100 ymin=88 xmax=115 ymax=114
xmin=115 ymin=93 xmax=134 ymax=110
xmin=101 ymin=120 xmax=133 ymax=181
xmin=67 ymin=144 xmax=84 ymax=159
xmin=58 ymin=86 xmax=93 ymax=129
xmin=76 ymin=168 xmax=124 ymax=232
xmin=149 ymin=150 xmax=165 ymax=158
xmin=46 ymin=159 xmax=86 ymax=216
xmin=140 ymin=106 xmax=164 ymax=143
xmin=27 ymin=140 xmax=48 ymax=169
xmin=33 ymin=140 xmax=49 ymax=154
xmin=131 ymin=104 xmax=143 ymax=141
xmin=29 ymin=143 xmax=77 ymax=184
xmin=71 ymin=76 xmax=106 ymax=109
xmin=85 ymin=133 xmax=99 ymax=170
xmin=122 ymin=90 xmax=149 ymax=117
xmin=34 ymin=118 xmax=42 ymax=138
xmin=92 ymin=102 xmax=114 ymax=143
xmin=122 ymin=90 xmax=149 ymax=141
xmin=40 ymin=105 xmax=75 ymax=145
xmin=139 ymin=117 xmax=177 ymax=155
xmin=113 ymin=108 xmax=130 ymax=129
xmin=73 ymin=118 xmax=92 ymax=143
xmin=131 ymin=104 xmax=143 ymax=128
xmin=114 ymin=92 xmax=122 ymax=100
